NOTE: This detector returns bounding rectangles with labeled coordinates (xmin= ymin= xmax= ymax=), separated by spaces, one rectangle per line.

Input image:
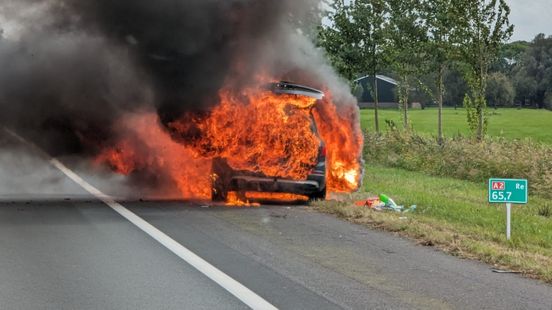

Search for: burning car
xmin=211 ymin=82 xmax=327 ymax=202
xmin=3 ymin=0 xmax=364 ymax=205
xmin=95 ymin=78 xmax=363 ymax=203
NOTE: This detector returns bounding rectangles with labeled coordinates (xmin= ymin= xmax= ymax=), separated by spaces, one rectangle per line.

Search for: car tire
xmin=308 ymin=186 xmax=327 ymax=201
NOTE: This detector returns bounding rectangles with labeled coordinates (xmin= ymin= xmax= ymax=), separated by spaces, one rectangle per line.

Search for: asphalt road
xmin=1 ymin=131 xmax=552 ymax=309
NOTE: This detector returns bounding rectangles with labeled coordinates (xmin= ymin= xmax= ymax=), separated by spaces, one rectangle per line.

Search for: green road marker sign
xmin=488 ymin=178 xmax=528 ymax=240
xmin=488 ymin=178 xmax=528 ymax=204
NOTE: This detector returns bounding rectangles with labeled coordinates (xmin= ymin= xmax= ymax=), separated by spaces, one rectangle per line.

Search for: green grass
xmin=315 ymin=165 xmax=552 ymax=283
xmin=360 ymin=108 xmax=552 ymax=144
xmin=324 ymin=107 xmax=552 ymax=281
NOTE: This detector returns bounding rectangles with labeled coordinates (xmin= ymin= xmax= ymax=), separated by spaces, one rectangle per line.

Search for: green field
xmin=360 ymin=108 xmax=552 ymax=144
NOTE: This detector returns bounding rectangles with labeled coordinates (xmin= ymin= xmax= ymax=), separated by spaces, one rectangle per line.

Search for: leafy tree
xmin=410 ymin=71 xmax=436 ymax=108
xmin=455 ymin=0 xmax=513 ymax=140
xmin=386 ymin=0 xmax=428 ymax=128
xmin=485 ymin=72 xmax=515 ymax=107
xmin=350 ymin=0 xmax=389 ymax=133
xmin=443 ymin=66 xmax=468 ymax=108
xmin=491 ymin=41 xmax=529 ymax=75
xmin=511 ymin=34 xmax=552 ymax=109
xmin=318 ymin=1 xmax=360 ymax=81
xmin=512 ymin=68 xmax=537 ymax=107
xmin=319 ymin=0 xmax=388 ymax=133
xmin=420 ymin=0 xmax=457 ymax=144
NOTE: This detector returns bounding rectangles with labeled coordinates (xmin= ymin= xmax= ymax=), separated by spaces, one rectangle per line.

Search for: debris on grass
xmin=354 ymin=193 xmax=416 ymax=213
xmin=354 ymin=196 xmax=382 ymax=208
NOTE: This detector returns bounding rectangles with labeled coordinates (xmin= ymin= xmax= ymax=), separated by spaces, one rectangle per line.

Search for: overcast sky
xmin=507 ymin=0 xmax=552 ymax=41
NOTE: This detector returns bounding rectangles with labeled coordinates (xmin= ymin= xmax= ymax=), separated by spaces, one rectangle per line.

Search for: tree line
xmin=318 ymin=0 xmax=518 ymax=142
xmin=413 ymin=36 xmax=552 ymax=111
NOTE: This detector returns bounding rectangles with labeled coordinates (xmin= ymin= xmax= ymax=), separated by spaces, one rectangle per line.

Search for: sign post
xmin=488 ymin=178 xmax=528 ymax=240
xmin=506 ymin=203 xmax=511 ymax=240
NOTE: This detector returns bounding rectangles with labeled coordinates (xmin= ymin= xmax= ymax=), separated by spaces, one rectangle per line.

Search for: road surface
xmin=1 ymin=130 xmax=552 ymax=309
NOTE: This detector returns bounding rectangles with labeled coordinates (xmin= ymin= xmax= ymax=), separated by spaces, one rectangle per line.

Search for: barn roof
xmin=354 ymin=74 xmax=398 ymax=86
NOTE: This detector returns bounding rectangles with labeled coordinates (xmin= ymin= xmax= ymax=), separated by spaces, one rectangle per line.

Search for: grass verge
xmin=314 ymin=165 xmax=552 ymax=283
xmin=364 ymin=130 xmax=552 ymax=198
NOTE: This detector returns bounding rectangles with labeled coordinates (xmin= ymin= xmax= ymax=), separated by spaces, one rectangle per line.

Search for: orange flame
xmin=244 ymin=192 xmax=309 ymax=202
xmin=313 ymin=93 xmax=364 ymax=192
xmin=96 ymin=81 xmax=363 ymax=204
xmin=168 ymin=89 xmax=320 ymax=180
xmin=225 ymin=192 xmax=261 ymax=208
xmin=96 ymin=113 xmax=212 ymax=200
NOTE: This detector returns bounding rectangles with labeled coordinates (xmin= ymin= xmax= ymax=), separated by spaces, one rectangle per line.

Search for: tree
xmin=455 ymin=0 xmax=513 ymax=140
xmin=319 ymin=0 xmax=388 ymax=133
xmin=491 ymin=40 xmax=529 ymax=75
xmin=485 ymin=72 xmax=515 ymax=107
xmin=512 ymin=68 xmax=537 ymax=107
xmin=511 ymin=34 xmax=552 ymax=108
xmin=351 ymin=0 xmax=388 ymax=133
xmin=420 ymin=0 xmax=458 ymax=144
xmin=386 ymin=0 xmax=428 ymax=128
xmin=318 ymin=1 xmax=361 ymax=81
xmin=443 ymin=66 xmax=469 ymax=108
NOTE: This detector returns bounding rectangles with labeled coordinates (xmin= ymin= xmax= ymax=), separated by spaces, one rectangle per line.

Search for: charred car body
xmin=211 ymin=82 xmax=327 ymax=201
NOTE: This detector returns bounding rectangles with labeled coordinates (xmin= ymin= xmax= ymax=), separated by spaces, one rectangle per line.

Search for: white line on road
xmin=3 ymin=128 xmax=278 ymax=310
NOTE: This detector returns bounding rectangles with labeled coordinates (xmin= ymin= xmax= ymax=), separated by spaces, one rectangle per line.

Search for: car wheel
xmin=309 ymin=186 xmax=327 ymax=201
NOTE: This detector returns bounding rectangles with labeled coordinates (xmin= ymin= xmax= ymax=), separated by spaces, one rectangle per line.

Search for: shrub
xmin=364 ymin=130 xmax=552 ymax=198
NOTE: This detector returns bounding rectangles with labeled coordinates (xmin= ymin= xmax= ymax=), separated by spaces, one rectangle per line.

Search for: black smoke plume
xmin=0 ymin=0 xmax=357 ymax=155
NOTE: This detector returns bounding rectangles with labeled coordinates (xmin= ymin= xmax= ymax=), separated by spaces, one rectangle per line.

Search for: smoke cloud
xmin=0 ymin=0 xmax=355 ymax=151
xmin=0 ymin=0 xmax=362 ymax=197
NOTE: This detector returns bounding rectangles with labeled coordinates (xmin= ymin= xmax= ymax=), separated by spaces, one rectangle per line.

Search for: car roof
xmin=271 ymin=81 xmax=325 ymax=100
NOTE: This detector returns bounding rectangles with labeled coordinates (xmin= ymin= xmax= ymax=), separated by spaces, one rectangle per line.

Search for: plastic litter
xmin=355 ymin=194 xmax=416 ymax=213
xmin=355 ymin=196 xmax=380 ymax=207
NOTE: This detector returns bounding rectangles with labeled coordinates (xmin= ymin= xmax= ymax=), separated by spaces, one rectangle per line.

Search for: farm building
xmin=354 ymin=75 xmax=398 ymax=108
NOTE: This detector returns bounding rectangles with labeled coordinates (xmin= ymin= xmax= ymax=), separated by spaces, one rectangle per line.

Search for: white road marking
xmin=3 ymin=128 xmax=278 ymax=310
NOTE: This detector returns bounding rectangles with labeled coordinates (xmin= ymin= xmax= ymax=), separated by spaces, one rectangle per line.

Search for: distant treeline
xmin=407 ymin=34 xmax=552 ymax=110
